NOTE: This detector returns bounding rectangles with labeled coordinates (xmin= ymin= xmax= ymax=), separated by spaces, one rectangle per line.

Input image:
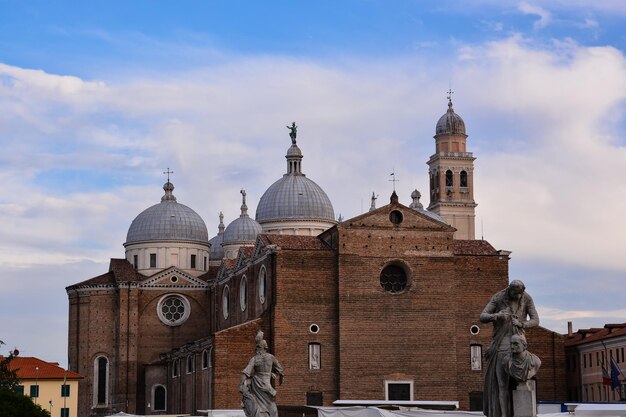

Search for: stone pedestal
xmin=512 ymin=382 xmax=537 ymax=417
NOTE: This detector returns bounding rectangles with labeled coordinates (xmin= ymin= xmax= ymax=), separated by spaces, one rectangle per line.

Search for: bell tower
xmin=427 ymin=93 xmax=477 ymax=239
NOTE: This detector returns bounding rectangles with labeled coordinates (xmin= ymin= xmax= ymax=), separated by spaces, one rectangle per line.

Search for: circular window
xmin=258 ymin=267 xmax=267 ymax=304
xmin=157 ymin=294 xmax=191 ymax=326
xmin=222 ymin=286 xmax=230 ymax=319
xmin=470 ymin=325 xmax=480 ymax=335
xmin=240 ymin=276 xmax=248 ymax=311
xmin=389 ymin=210 xmax=403 ymax=225
xmin=380 ymin=263 xmax=408 ymax=293
xmin=309 ymin=324 xmax=320 ymax=334
xmin=171 ymin=276 xmax=178 ymax=283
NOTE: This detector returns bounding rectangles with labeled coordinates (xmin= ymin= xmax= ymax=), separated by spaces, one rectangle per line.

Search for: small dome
xmin=126 ymin=182 xmax=208 ymax=245
xmin=209 ymin=212 xmax=225 ymax=259
xmin=436 ymin=99 xmax=466 ymax=136
xmin=223 ymin=190 xmax=262 ymax=245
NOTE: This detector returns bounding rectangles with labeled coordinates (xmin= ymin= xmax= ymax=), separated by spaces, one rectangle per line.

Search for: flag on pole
xmin=610 ymin=357 xmax=622 ymax=390
xmin=602 ymin=363 xmax=611 ymax=386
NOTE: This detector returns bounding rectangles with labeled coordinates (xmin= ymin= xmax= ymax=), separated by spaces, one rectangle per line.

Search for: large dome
xmin=125 ymin=182 xmax=208 ymax=245
xmin=256 ymin=174 xmax=335 ymax=222
xmin=435 ymin=99 xmax=466 ymax=136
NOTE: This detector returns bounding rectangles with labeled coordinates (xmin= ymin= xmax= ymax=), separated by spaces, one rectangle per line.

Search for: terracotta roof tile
xmin=222 ymin=259 xmax=236 ymax=269
xmin=565 ymin=323 xmax=626 ymax=347
xmin=239 ymin=246 xmax=254 ymax=258
xmin=451 ymin=240 xmax=497 ymax=255
xmin=260 ymin=234 xmax=330 ymax=250
xmin=6 ymin=357 xmax=82 ymax=380
xmin=67 ymin=258 xmax=141 ymax=289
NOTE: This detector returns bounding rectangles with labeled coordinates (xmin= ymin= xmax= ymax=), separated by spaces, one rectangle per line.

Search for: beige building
xmin=10 ymin=356 xmax=82 ymax=417
xmin=565 ymin=322 xmax=626 ymax=402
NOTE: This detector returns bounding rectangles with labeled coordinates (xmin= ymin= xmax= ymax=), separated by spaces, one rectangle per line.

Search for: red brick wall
xmin=272 ymin=248 xmax=338 ymax=406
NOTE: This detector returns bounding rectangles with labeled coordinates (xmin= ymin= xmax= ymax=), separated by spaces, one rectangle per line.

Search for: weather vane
xmin=389 ymin=170 xmax=399 ymax=192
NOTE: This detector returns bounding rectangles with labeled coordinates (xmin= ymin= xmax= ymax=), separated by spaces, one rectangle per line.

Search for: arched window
xmin=222 ymin=286 xmax=230 ymax=319
xmin=153 ymin=385 xmax=166 ymax=411
xmin=240 ymin=276 xmax=248 ymax=311
xmin=186 ymin=355 xmax=194 ymax=373
xmin=380 ymin=263 xmax=409 ymax=293
xmin=258 ymin=267 xmax=267 ymax=304
xmin=172 ymin=359 xmax=179 ymax=378
xmin=202 ymin=349 xmax=209 ymax=369
xmin=93 ymin=356 xmax=109 ymax=407
xmin=445 ymin=170 xmax=453 ymax=187
xmin=460 ymin=170 xmax=468 ymax=188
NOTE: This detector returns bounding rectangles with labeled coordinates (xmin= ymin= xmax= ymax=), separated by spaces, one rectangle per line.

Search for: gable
xmin=141 ymin=267 xmax=208 ymax=289
xmin=342 ymin=202 xmax=454 ymax=232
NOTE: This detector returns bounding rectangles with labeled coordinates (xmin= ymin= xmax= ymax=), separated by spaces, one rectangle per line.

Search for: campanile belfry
xmin=427 ymin=95 xmax=477 ymax=239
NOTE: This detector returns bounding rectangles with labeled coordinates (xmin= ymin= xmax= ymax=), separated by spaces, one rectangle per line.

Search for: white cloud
xmin=518 ymin=2 xmax=553 ymax=29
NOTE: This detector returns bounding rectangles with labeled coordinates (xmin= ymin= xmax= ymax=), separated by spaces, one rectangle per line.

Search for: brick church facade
xmin=67 ymin=99 xmax=566 ymax=416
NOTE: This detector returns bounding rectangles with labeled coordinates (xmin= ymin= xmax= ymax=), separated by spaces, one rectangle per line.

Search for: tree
xmin=0 ymin=340 xmax=20 ymax=391
xmin=0 ymin=341 xmax=49 ymax=416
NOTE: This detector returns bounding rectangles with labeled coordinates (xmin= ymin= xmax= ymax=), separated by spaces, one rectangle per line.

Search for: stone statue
xmin=239 ymin=330 xmax=285 ymax=417
xmin=506 ymin=334 xmax=541 ymax=389
xmin=480 ymin=280 xmax=539 ymax=417
xmin=286 ymin=122 xmax=297 ymax=144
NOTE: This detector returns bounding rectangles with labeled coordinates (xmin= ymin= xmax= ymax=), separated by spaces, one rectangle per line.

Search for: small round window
xmin=258 ymin=267 xmax=267 ymax=304
xmin=157 ymin=294 xmax=190 ymax=326
xmin=389 ymin=210 xmax=403 ymax=225
xmin=223 ymin=286 xmax=230 ymax=319
xmin=240 ymin=276 xmax=248 ymax=311
xmin=380 ymin=264 xmax=408 ymax=293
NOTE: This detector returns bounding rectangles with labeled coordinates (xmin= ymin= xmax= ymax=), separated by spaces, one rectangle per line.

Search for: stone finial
xmin=390 ymin=191 xmax=399 ymax=204
xmin=161 ymin=181 xmax=177 ymax=202
xmin=409 ymin=189 xmax=423 ymax=210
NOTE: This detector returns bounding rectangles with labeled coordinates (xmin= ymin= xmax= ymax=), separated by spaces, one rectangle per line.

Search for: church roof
xmin=260 ymin=234 xmax=331 ymax=250
xmin=125 ymin=181 xmax=209 ymax=246
xmin=67 ymin=259 xmax=139 ymax=289
xmin=450 ymin=240 xmax=497 ymax=255
xmin=7 ymin=357 xmax=82 ymax=380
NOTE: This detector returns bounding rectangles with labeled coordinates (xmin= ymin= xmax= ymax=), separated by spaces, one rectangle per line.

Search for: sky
xmin=0 ymin=0 xmax=626 ymax=367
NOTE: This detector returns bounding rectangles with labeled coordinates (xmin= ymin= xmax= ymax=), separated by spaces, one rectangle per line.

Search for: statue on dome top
xmin=286 ymin=122 xmax=297 ymax=144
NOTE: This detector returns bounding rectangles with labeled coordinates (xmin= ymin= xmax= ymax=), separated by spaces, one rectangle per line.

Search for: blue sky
xmin=1 ymin=0 xmax=626 ymax=367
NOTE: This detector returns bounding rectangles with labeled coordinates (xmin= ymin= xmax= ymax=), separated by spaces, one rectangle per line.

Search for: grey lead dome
xmin=125 ymin=182 xmax=208 ymax=244
xmin=435 ymin=100 xmax=466 ymax=136
xmin=256 ymin=175 xmax=335 ymax=222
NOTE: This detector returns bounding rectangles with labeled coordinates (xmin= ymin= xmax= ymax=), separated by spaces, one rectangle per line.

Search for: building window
xmin=61 ymin=384 xmax=70 ymax=397
xmin=150 ymin=253 xmax=157 ymax=268
xmin=389 ymin=210 xmax=403 ymax=225
xmin=157 ymin=294 xmax=191 ymax=326
xmin=202 ymin=349 xmax=209 ymax=369
xmin=186 ymin=355 xmax=194 ymax=373
xmin=240 ymin=276 xmax=248 ymax=311
xmin=380 ymin=263 xmax=408 ymax=293
xmin=30 ymin=385 xmax=39 ymax=398
xmin=460 ymin=170 xmax=468 ymax=187
xmin=190 ymin=254 xmax=197 ymax=269
xmin=258 ymin=267 xmax=267 ymax=304
xmin=204 ymin=256 xmax=207 ymax=271
xmin=306 ymin=391 xmax=323 ymax=406
xmin=133 ymin=255 xmax=138 ymax=269
xmin=309 ymin=343 xmax=321 ymax=370
xmin=445 ymin=170 xmax=453 ymax=187
xmin=15 ymin=385 xmax=24 ymax=395
xmin=61 ymin=408 xmax=70 ymax=417
xmin=471 ymin=345 xmax=482 ymax=371
xmin=172 ymin=359 xmax=180 ymax=378
xmin=223 ymin=286 xmax=230 ymax=319
xmin=385 ymin=381 xmax=413 ymax=401
xmin=153 ymin=385 xmax=166 ymax=411
xmin=469 ymin=392 xmax=483 ymax=411
xmin=94 ymin=356 xmax=109 ymax=406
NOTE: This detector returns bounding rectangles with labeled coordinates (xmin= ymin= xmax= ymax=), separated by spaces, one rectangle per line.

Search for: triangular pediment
xmin=341 ymin=202 xmax=455 ymax=232
xmin=141 ymin=267 xmax=208 ymax=289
